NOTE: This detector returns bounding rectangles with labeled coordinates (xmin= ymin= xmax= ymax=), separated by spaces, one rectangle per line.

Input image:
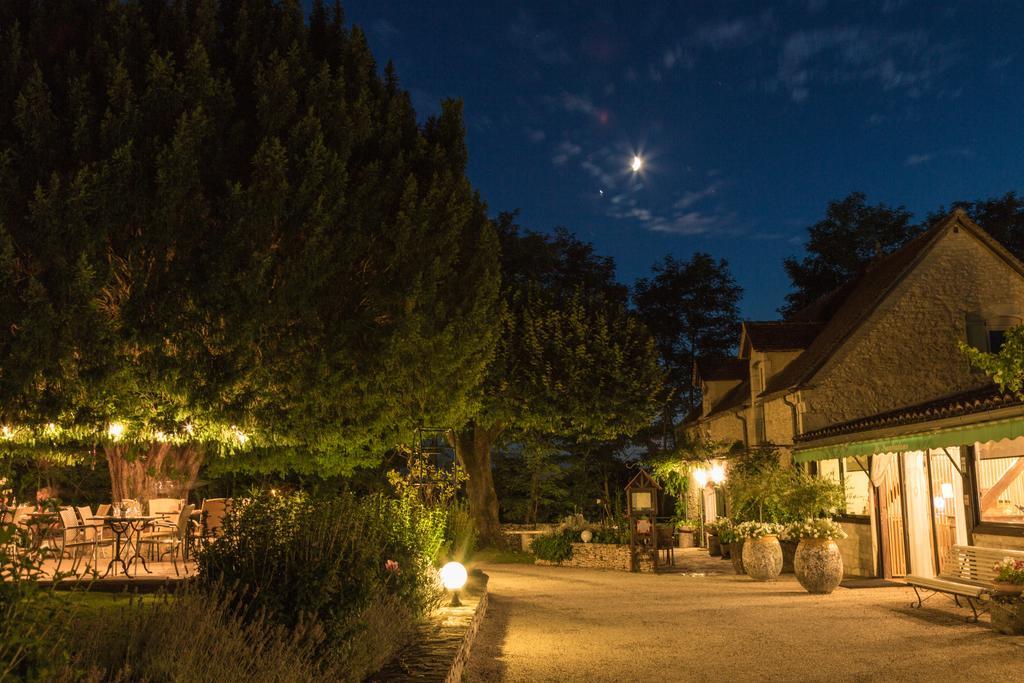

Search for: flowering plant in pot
xmin=787 ymin=519 xmax=847 ymax=594
xmin=993 ymin=557 xmax=1024 ymax=595
xmin=736 ymin=522 xmax=784 ymax=581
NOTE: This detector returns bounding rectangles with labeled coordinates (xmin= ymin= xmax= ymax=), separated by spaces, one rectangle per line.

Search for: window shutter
xmin=965 ymin=315 xmax=988 ymax=351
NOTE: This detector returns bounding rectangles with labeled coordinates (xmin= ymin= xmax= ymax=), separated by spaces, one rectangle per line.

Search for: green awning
xmin=794 ymin=416 xmax=1024 ymax=463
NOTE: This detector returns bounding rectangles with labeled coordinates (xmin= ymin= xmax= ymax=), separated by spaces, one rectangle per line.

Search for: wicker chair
xmin=139 ymin=504 xmax=194 ymax=576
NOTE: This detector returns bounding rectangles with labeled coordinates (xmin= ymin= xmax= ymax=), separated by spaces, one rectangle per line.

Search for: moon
xmin=631 ymin=155 xmax=643 ymax=172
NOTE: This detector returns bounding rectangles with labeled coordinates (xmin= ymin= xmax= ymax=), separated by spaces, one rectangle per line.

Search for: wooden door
xmin=877 ymin=459 xmax=908 ymax=577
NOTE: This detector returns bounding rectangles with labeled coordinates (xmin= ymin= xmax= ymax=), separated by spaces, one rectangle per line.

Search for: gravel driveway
xmin=466 ymin=560 xmax=1024 ymax=682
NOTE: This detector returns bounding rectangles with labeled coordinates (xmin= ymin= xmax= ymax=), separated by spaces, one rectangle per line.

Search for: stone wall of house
xmin=761 ymin=396 xmax=796 ymax=462
xmin=803 ymin=227 xmax=1024 ymax=429
xmin=696 ymin=408 xmax=748 ymax=448
xmin=972 ymin=533 xmax=1024 ymax=553
xmin=836 ymin=519 xmax=876 ymax=577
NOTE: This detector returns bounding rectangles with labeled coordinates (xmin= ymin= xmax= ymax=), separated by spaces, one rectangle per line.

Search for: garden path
xmin=466 ymin=556 xmax=1024 ymax=682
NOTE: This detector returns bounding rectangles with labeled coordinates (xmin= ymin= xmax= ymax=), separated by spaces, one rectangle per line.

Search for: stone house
xmin=685 ymin=209 xmax=1024 ymax=576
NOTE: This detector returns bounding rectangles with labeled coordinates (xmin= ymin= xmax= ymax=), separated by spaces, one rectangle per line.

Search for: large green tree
xmin=0 ymin=1 xmax=500 ymax=500
xmin=781 ymin=192 xmax=919 ymax=317
xmin=633 ymin=253 xmax=742 ymax=438
xmin=453 ymin=215 xmax=663 ymax=541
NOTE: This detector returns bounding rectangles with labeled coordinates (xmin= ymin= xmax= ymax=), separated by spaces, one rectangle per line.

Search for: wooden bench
xmin=907 ymin=545 xmax=1024 ymax=622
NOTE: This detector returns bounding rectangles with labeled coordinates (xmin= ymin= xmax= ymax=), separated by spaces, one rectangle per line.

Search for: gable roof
xmin=740 ymin=321 xmax=824 ymax=355
xmin=761 ymin=210 xmax=1024 ymax=399
xmin=693 ymin=357 xmax=747 ymax=383
xmin=702 ymin=378 xmax=750 ymax=419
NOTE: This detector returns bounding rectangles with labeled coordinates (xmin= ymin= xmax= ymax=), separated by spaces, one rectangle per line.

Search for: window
xmin=965 ymin=313 xmax=1021 ymax=353
xmin=973 ymin=441 xmax=1024 ymax=525
xmin=818 ymin=456 xmax=870 ymax=517
xmin=755 ymin=404 xmax=766 ymax=443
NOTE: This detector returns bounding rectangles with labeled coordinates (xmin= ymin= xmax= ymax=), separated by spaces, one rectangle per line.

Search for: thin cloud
xmin=552 ymin=141 xmax=582 ymax=166
xmin=904 ymin=147 xmax=974 ymax=167
xmin=776 ymin=26 xmax=958 ymax=102
xmin=674 ymin=181 xmax=723 ymax=210
xmin=506 ymin=10 xmax=572 ymax=65
xmin=525 ymin=127 xmax=546 ymax=143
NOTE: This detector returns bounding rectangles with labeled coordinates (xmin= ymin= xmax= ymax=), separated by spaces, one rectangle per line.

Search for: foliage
xmin=781 ymin=192 xmax=919 ymax=317
xmin=726 ymin=453 xmax=844 ymax=524
xmin=726 ymin=465 xmax=794 ymax=523
xmin=590 ymin=521 xmax=631 ymax=545
xmin=197 ymin=489 xmax=445 ymax=659
xmin=710 ymin=518 xmax=737 ymax=544
xmin=786 ymin=471 xmax=847 ymax=521
xmin=57 ymin=586 xmax=377 ymax=682
xmin=0 ymin=0 xmax=501 ymax=477
xmin=454 ymin=214 xmax=664 ymax=539
xmin=994 ymin=557 xmax=1024 ymax=585
xmin=442 ymin=500 xmax=477 ymax=564
xmin=492 ymin=440 xmax=570 ymax=524
xmin=470 ymin=547 xmax=535 ymax=564
xmin=1 ymin=521 xmax=71 ymax=680
xmin=634 ymin=252 xmax=743 ymax=415
xmin=960 ymin=325 xmax=1024 ymax=395
xmin=784 ymin=518 xmax=848 ymax=541
xmin=735 ymin=521 xmax=785 ymax=539
xmin=530 ymin=529 xmax=575 ymax=562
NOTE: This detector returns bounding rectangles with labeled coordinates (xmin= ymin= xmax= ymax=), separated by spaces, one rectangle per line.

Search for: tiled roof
xmin=703 ymin=379 xmax=750 ymax=419
xmin=694 ymin=357 xmax=747 ymax=381
xmin=795 ymin=385 xmax=1024 ymax=442
xmin=761 ymin=210 xmax=1024 ymax=398
xmin=742 ymin=321 xmax=824 ymax=351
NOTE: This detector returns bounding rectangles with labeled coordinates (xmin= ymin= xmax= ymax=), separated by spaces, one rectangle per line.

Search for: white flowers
xmin=785 ymin=518 xmax=848 ymax=541
xmin=736 ymin=521 xmax=785 ymax=539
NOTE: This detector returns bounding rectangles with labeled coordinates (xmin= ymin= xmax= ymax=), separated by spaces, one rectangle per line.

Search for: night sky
xmin=338 ymin=1 xmax=1024 ymax=319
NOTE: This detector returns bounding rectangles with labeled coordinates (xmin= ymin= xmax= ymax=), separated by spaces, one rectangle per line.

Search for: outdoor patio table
xmin=95 ymin=515 xmax=160 ymax=578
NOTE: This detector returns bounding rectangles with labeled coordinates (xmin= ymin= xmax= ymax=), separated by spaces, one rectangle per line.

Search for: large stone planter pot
xmin=742 ymin=535 xmax=783 ymax=582
xmin=781 ymin=539 xmax=798 ymax=574
xmin=730 ymin=539 xmax=745 ymax=574
xmin=794 ymin=538 xmax=844 ymax=594
xmin=677 ymin=528 xmax=696 ymax=548
xmin=708 ymin=533 xmax=722 ymax=557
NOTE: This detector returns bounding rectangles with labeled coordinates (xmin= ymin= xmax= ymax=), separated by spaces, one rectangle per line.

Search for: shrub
xmin=196 ymin=489 xmax=445 ymax=676
xmin=531 ymin=530 xmax=575 ymax=562
xmin=57 ymin=587 xmax=354 ymax=682
xmin=590 ymin=521 xmax=630 ymax=545
xmin=1 ymin=519 xmax=72 ymax=680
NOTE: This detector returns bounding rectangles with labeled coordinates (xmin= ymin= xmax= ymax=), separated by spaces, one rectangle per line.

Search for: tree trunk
xmin=104 ymin=443 xmax=206 ymax=504
xmin=453 ymin=422 xmax=503 ymax=545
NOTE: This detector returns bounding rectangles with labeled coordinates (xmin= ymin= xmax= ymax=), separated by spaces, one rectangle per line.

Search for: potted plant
xmin=787 ymin=519 xmax=847 ymax=594
xmin=717 ymin=520 xmax=744 ymax=574
xmin=994 ymin=557 xmax=1024 ymax=596
xmin=706 ymin=519 xmax=723 ymax=557
xmin=737 ymin=521 xmax=784 ymax=581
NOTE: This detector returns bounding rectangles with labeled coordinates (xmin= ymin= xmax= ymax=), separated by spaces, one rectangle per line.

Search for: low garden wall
xmin=535 ymin=542 xmax=656 ymax=572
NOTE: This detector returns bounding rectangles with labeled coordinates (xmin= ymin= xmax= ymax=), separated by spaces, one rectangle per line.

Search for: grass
xmin=55 ymin=590 xmax=164 ymax=617
xmin=470 ymin=547 xmax=535 ymax=565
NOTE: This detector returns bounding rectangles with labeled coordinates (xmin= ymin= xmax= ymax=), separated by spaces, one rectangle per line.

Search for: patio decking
xmin=34 ymin=556 xmax=196 ymax=590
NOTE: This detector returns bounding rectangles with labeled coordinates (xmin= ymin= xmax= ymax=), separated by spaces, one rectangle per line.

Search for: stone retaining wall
xmin=535 ymin=543 xmax=657 ymax=572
